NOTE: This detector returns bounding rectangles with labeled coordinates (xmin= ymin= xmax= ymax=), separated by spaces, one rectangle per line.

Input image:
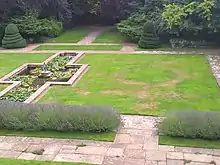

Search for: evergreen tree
xmin=138 ymin=21 xmax=160 ymax=49
xmin=2 ymin=23 xmax=27 ymax=49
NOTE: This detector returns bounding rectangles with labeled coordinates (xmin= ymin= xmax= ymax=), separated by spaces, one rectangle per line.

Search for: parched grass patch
xmin=0 ymin=53 xmax=53 ymax=77
xmin=159 ymin=136 xmax=220 ymax=149
xmin=35 ymin=45 xmax=122 ymax=51
xmin=94 ymin=28 xmax=126 ymax=43
xmin=0 ymin=130 xmax=115 ymax=142
xmin=0 ymin=158 xmax=95 ymax=165
xmin=47 ymin=28 xmax=89 ymax=43
xmin=39 ymin=54 xmax=220 ymax=116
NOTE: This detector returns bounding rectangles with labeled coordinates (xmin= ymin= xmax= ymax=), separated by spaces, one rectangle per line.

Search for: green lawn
xmin=39 ymin=53 xmax=220 ymax=116
xmin=35 ymin=45 xmax=122 ymax=51
xmin=0 ymin=158 xmax=95 ymax=165
xmin=0 ymin=130 xmax=115 ymax=142
xmin=0 ymin=85 xmax=6 ymax=91
xmin=0 ymin=53 xmax=53 ymax=78
xmin=48 ymin=28 xmax=89 ymax=43
xmin=159 ymin=136 xmax=220 ymax=149
xmin=93 ymin=28 xmax=126 ymax=43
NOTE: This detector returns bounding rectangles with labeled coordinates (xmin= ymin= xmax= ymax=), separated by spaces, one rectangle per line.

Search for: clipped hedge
xmin=2 ymin=23 xmax=27 ymax=49
xmin=0 ymin=101 xmax=120 ymax=133
xmin=159 ymin=110 xmax=220 ymax=140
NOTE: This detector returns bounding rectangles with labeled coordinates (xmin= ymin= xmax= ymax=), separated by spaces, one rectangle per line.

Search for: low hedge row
xmin=159 ymin=110 xmax=220 ymax=140
xmin=0 ymin=101 xmax=120 ymax=133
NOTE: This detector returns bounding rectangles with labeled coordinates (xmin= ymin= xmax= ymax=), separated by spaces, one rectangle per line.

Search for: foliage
xmin=138 ymin=21 xmax=160 ymax=49
xmin=170 ymin=39 xmax=214 ymax=48
xmin=162 ymin=0 xmax=215 ymax=29
xmin=159 ymin=110 xmax=220 ymax=140
xmin=2 ymin=23 xmax=27 ymax=49
xmin=12 ymin=14 xmax=63 ymax=40
xmin=117 ymin=12 xmax=146 ymax=42
xmin=0 ymin=100 xmax=120 ymax=132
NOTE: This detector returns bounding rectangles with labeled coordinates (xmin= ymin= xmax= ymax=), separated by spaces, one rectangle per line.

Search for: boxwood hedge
xmin=0 ymin=101 xmax=120 ymax=133
xmin=159 ymin=110 xmax=220 ymax=140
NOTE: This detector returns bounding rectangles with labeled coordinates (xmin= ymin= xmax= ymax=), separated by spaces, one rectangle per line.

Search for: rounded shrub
xmin=138 ymin=21 xmax=160 ymax=49
xmin=159 ymin=110 xmax=220 ymax=140
xmin=2 ymin=23 xmax=27 ymax=49
xmin=0 ymin=101 xmax=120 ymax=133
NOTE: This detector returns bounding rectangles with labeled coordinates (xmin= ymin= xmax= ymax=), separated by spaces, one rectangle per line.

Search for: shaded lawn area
xmin=0 ymin=130 xmax=115 ymax=142
xmin=35 ymin=45 xmax=122 ymax=51
xmin=47 ymin=28 xmax=89 ymax=43
xmin=0 ymin=158 xmax=95 ymax=165
xmin=159 ymin=136 xmax=220 ymax=149
xmin=93 ymin=28 xmax=126 ymax=43
xmin=39 ymin=54 xmax=220 ymax=116
xmin=0 ymin=53 xmax=53 ymax=78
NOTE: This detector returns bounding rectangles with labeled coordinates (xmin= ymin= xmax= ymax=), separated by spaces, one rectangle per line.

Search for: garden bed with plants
xmin=0 ymin=53 xmax=81 ymax=102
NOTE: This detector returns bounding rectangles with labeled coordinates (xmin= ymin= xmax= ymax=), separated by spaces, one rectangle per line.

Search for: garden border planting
xmin=0 ymin=51 xmax=88 ymax=103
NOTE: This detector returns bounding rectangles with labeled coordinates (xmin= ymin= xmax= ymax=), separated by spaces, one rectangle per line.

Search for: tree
xmin=138 ymin=21 xmax=160 ymax=49
xmin=2 ymin=23 xmax=27 ymax=49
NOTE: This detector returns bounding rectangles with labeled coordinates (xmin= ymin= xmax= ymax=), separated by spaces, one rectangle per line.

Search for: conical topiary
xmin=138 ymin=21 xmax=160 ymax=49
xmin=2 ymin=23 xmax=27 ymax=49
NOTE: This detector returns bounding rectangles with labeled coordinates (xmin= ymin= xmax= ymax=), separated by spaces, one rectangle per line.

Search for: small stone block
xmin=114 ymin=134 xmax=130 ymax=144
xmin=106 ymin=148 xmax=124 ymax=157
xmin=124 ymin=149 xmax=145 ymax=159
xmin=75 ymin=146 xmax=108 ymax=155
xmin=18 ymin=153 xmax=36 ymax=160
xmin=145 ymin=151 xmax=166 ymax=161
xmin=102 ymin=156 xmax=124 ymax=165
xmin=124 ymin=158 xmax=145 ymax=165
xmin=184 ymin=153 xmax=213 ymax=163
xmin=167 ymin=159 xmax=184 ymax=165
xmin=167 ymin=152 xmax=183 ymax=160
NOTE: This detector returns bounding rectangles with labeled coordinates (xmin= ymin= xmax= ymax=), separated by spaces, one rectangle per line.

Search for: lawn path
xmin=77 ymin=27 xmax=110 ymax=45
xmin=0 ymin=115 xmax=218 ymax=165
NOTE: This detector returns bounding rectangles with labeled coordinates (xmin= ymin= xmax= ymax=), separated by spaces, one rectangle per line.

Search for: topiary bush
xmin=138 ymin=21 xmax=160 ymax=49
xmin=159 ymin=110 xmax=220 ymax=140
xmin=2 ymin=23 xmax=27 ymax=49
xmin=0 ymin=101 xmax=120 ymax=133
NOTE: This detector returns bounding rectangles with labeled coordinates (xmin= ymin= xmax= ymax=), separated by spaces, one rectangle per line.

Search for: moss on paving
xmin=39 ymin=53 xmax=220 ymax=116
xmin=35 ymin=45 xmax=122 ymax=51
xmin=48 ymin=28 xmax=89 ymax=43
xmin=93 ymin=28 xmax=126 ymax=43
xmin=0 ymin=158 xmax=95 ymax=165
xmin=159 ymin=136 xmax=220 ymax=149
xmin=0 ymin=130 xmax=115 ymax=142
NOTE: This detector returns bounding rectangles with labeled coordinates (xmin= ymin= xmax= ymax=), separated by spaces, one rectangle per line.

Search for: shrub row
xmin=0 ymin=101 xmax=120 ymax=133
xmin=159 ymin=110 xmax=220 ymax=140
